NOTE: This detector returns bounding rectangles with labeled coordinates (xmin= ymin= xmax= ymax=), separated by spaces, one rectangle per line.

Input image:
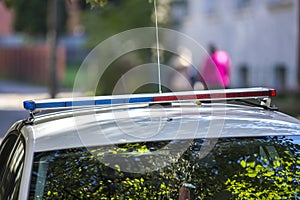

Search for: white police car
xmin=0 ymin=88 xmax=299 ymax=199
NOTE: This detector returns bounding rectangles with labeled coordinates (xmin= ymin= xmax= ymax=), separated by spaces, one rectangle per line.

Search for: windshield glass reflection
xmin=29 ymin=136 xmax=300 ymax=199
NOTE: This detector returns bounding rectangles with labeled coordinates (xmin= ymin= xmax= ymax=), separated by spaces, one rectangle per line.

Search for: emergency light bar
xmin=23 ymin=87 xmax=276 ymax=111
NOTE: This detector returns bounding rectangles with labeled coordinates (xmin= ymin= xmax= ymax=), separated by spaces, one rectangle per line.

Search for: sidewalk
xmin=0 ymin=79 xmax=48 ymax=94
xmin=0 ymin=79 xmax=75 ymax=110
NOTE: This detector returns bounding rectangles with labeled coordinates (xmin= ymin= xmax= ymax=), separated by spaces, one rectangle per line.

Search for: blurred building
xmin=179 ymin=0 xmax=298 ymax=91
xmin=0 ymin=3 xmax=13 ymax=36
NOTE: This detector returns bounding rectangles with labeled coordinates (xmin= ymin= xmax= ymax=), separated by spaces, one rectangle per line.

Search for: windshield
xmin=29 ymin=136 xmax=300 ymax=199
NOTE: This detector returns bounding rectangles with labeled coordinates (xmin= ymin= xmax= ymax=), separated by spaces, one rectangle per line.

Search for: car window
xmin=29 ymin=136 xmax=300 ymax=199
xmin=0 ymin=132 xmax=25 ymax=200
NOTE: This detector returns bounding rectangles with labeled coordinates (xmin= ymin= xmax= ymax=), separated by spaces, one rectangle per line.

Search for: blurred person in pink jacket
xmin=201 ymin=44 xmax=232 ymax=89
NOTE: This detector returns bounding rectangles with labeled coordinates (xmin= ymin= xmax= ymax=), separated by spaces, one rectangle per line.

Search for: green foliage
xmin=225 ymin=141 xmax=300 ymax=199
xmin=13 ymin=0 xmax=48 ymax=36
xmin=85 ymin=0 xmax=108 ymax=8
xmin=79 ymin=0 xmax=173 ymax=95
xmin=85 ymin=0 xmax=153 ymax=8
xmin=82 ymin=0 xmax=154 ymax=47
xmin=62 ymin=66 xmax=79 ymax=88
xmin=80 ymin=0 xmax=157 ymax=95
xmin=6 ymin=0 xmax=67 ymax=37
xmin=225 ymin=157 xmax=300 ymax=199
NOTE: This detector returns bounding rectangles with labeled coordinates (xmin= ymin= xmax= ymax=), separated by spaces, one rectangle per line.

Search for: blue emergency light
xmin=23 ymin=87 xmax=276 ymax=111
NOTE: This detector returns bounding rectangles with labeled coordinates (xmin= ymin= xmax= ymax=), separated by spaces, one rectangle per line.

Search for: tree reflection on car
xmin=30 ymin=136 xmax=300 ymax=199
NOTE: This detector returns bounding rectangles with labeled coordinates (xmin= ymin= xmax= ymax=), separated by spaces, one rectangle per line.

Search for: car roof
xmin=22 ymin=102 xmax=300 ymax=152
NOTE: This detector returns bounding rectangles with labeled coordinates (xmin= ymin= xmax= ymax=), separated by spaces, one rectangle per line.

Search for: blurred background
xmin=0 ymin=0 xmax=299 ymax=134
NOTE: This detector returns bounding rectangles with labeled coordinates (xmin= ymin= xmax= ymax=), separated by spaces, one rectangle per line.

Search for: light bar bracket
xmin=23 ymin=87 xmax=276 ymax=111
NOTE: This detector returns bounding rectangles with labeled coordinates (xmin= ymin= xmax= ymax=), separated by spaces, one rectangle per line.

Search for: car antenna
xmin=154 ymin=0 xmax=162 ymax=93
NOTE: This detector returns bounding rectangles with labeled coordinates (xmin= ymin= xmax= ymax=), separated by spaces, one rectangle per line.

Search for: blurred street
xmin=0 ymin=80 xmax=46 ymax=137
xmin=0 ymin=79 xmax=73 ymax=137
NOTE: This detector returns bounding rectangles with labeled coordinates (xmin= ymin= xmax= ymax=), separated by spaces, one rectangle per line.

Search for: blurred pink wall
xmin=0 ymin=45 xmax=66 ymax=84
xmin=0 ymin=2 xmax=13 ymax=36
